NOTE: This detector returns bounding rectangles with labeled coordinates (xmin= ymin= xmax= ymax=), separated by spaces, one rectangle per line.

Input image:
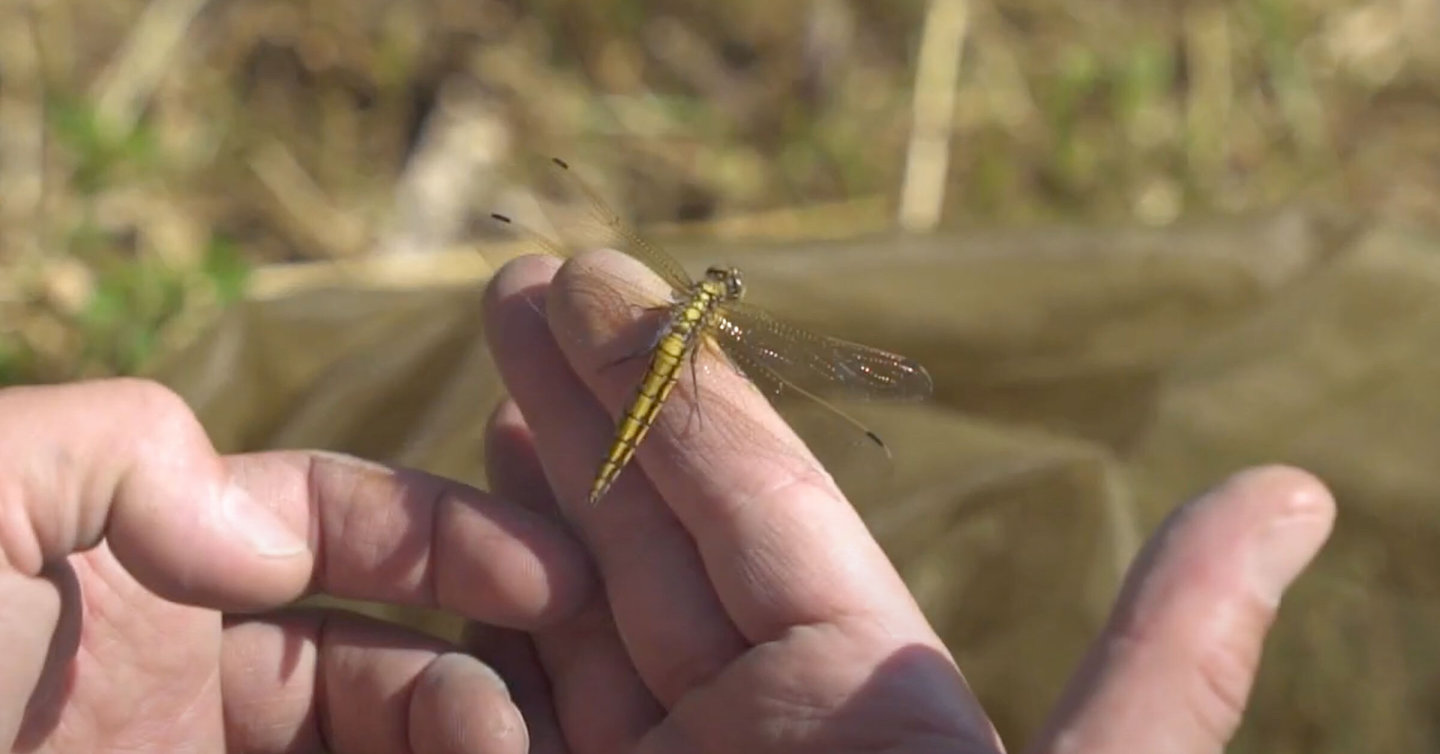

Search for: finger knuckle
xmin=1191 ymin=608 xmax=1271 ymax=739
xmin=109 ymin=378 xmax=204 ymax=448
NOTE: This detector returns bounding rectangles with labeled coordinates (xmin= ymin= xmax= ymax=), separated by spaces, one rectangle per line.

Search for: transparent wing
xmin=711 ymin=301 xmax=934 ymax=404
xmin=524 ymin=157 xmax=696 ymax=292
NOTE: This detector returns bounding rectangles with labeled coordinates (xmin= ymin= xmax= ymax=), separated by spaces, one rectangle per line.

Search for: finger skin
xmin=464 ymin=623 xmax=569 ymax=754
xmin=483 ymin=255 xmax=749 ymax=709
xmin=225 ymin=450 xmax=594 ymax=629
xmin=0 ymin=379 xmax=311 ymax=610
xmin=638 ymin=622 xmax=1002 ymax=754
xmin=0 ymin=378 xmax=593 ymax=624
xmin=221 ymin=609 xmax=527 ymax=754
xmin=1031 ymin=465 xmax=1336 ymax=754
xmin=481 ymin=389 xmax=663 ymax=753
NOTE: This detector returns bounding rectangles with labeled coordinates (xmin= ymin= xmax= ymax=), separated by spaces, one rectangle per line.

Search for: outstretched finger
xmin=545 ymin=249 xmax=937 ymax=643
xmin=1030 ymin=465 xmax=1336 ymax=754
xmin=483 ymin=254 xmax=749 ymax=709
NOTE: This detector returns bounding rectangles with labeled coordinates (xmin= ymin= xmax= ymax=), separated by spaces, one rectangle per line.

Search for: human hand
xmin=1 ymin=378 xmax=595 ymax=752
xmin=479 ymin=248 xmax=1337 ymax=753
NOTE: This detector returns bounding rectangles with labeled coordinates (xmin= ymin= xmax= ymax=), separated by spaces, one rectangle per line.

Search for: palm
xmin=21 ymin=544 xmax=223 ymax=751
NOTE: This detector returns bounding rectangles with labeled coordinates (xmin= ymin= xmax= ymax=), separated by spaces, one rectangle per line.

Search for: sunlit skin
xmin=493 ymin=157 xmax=933 ymax=508
xmin=0 ymin=250 xmax=1336 ymax=753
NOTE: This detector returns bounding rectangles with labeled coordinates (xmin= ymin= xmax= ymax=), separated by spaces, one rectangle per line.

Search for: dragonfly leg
xmin=679 ymin=347 xmax=705 ymax=438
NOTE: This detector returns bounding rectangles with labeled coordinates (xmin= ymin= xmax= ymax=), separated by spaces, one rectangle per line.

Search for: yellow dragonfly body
xmin=493 ymin=157 xmax=933 ymax=505
xmin=589 ymin=264 xmax=742 ymax=504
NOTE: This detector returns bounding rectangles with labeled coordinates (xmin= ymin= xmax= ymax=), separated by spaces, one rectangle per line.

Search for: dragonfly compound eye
xmin=723 ymin=268 xmax=745 ymax=299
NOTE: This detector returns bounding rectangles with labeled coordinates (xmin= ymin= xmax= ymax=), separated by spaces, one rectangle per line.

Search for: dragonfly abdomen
xmin=587 ymin=283 xmax=726 ymax=505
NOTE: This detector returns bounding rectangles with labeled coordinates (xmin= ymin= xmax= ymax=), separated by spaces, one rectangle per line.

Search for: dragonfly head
xmin=704 ymin=266 xmax=745 ymax=301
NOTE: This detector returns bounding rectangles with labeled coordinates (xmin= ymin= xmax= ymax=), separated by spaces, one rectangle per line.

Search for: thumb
xmin=1030 ymin=465 xmax=1336 ymax=754
xmin=0 ymin=378 xmax=311 ymax=610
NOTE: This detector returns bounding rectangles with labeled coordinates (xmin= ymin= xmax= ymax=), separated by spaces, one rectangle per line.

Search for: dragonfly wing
xmin=712 ymin=301 xmax=934 ymax=404
xmin=539 ymin=158 xmax=697 ymax=292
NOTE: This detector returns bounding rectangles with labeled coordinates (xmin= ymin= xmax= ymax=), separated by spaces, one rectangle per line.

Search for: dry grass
xmin=2 ymin=0 xmax=1438 ymax=383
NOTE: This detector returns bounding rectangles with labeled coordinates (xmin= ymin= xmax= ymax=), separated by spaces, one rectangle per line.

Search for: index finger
xmin=548 ymin=249 xmax=940 ymax=643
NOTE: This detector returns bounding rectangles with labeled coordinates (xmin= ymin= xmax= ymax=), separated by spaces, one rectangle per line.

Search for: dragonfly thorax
xmin=702 ymin=265 xmax=746 ymax=302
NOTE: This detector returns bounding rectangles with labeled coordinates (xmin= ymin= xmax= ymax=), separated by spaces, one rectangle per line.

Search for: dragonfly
xmin=491 ymin=157 xmax=933 ymax=505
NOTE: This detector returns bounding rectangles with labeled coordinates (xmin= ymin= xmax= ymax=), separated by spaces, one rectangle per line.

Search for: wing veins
xmin=714 ymin=303 xmax=933 ymax=402
xmin=546 ymin=158 xmax=695 ymax=292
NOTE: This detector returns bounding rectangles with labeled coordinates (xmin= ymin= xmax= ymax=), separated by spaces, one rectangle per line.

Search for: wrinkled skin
xmin=0 ymin=250 xmax=1334 ymax=753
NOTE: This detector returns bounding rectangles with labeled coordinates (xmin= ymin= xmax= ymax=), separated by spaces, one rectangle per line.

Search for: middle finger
xmin=479 ymin=398 xmax=661 ymax=751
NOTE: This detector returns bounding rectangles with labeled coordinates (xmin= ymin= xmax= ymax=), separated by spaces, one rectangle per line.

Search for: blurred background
xmin=4 ymin=0 xmax=1436 ymax=383
xmin=4 ymin=0 xmax=1440 ymax=751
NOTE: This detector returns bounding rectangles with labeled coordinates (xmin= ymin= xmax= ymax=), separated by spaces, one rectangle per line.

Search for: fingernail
xmin=432 ymin=652 xmax=512 ymax=698
xmin=221 ymin=485 xmax=307 ymax=557
xmin=1246 ymin=490 xmax=1332 ymax=606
